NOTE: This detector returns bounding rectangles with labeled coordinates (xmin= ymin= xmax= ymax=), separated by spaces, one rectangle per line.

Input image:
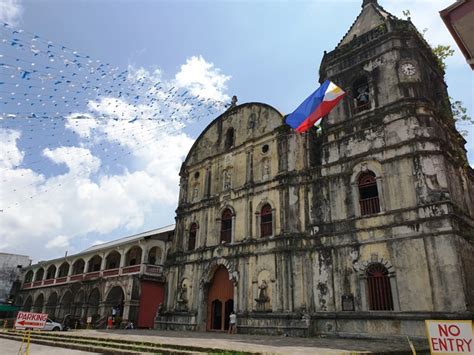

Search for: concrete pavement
xmin=70 ymin=329 xmax=430 ymax=354
xmin=0 ymin=337 xmax=96 ymax=355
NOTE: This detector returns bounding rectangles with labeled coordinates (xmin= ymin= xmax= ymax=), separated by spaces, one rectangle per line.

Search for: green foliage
xmin=452 ymin=99 xmax=473 ymax=137
xmin=401 ymin=9 xmax=455 ymax=71
xmin=432 ymin=44 xmax=455 ymax=71
xmin=452 ymin=100 xmax=472 ymax=123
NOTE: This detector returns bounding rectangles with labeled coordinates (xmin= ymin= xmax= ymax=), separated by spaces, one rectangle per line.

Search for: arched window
xmin=188 ymin=223 xmax=198 ymax=251
xmin=260 ymin=204 xmax=273 ymax=238
xmin=87 ymin=255 xmax=102 ymax=272
xmin=46 ymin=265 xmax=56 ymax=280
xmin=358 ymin=171 xmax=380 ymax=215
xmin=105 ymin=251 xmax=121 ymax=270
xmin=220 ymin=209 xmax=233 ymax=244
xmin=34 ymin=268 xmax=44 ymax=282
xmin=58 ymin=262 xmax=69 ymax=277
xmin=24 ymin=270 xmax=34 ymax=283
xmin=126 ymin=246 xmax=142 ymax=266
xmin=353 ymin=77 xmax=371 ymax=113
xmin=366 ymin=263 xmax=393 ymax=311
xmin=225 ymin=128 xmax=235 ymax=150
xmin=72 ymin=259 xmax=85 ymax=275
xmin=147 ymin=247 xmax=162 ymax=265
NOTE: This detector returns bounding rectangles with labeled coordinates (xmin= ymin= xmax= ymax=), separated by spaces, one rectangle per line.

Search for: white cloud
xmin=0 ymin=55 xmax=229 ymax=262
xmin=46 ymin=235 xmax=70 ymax=249
xmin=175 ymin=55 xmax=231 ymax=102
xmin=0 ymin=0 xmax=23 ymax=26
xmin=65 ymin=114 xmax=98 ymax=138
xmin=43 ymin=146 xmax=101 ymax=175
xmin=0 ymin=128 xmax=24 ymax=168
xmin=0 ymin=132 xmax=193 ymax=258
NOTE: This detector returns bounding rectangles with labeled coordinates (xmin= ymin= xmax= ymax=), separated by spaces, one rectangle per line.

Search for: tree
xmin=432 ymin=45 xmax=455 ymax=71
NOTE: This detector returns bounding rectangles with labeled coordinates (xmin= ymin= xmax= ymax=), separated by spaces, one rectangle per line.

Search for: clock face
xmin=401 ymin=63 xmax=416 ymax=76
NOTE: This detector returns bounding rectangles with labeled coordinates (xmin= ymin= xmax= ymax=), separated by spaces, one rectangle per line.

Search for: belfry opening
xmin=207 ymin=266 xmax=233 ymax=331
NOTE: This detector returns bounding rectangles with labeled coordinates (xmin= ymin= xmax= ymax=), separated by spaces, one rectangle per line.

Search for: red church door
xmin=137 ymin=281 xmax=164 ymax=328
xmin=207 ymin=266 xmax=234 ymax=331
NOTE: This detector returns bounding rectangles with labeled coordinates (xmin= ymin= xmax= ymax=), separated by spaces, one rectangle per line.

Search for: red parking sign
xmin=15 ymin=311 xmax=48 ymax=329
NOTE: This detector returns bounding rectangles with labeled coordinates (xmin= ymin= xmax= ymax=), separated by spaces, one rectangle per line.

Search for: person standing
xmin=228 ymin=312 xmax=237 ymax=334
xmin=112 ymin=306 xmax=117 ymax=324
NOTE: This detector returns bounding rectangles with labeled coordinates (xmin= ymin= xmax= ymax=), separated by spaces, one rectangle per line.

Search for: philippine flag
xmin=285 ymin=80 xmax=345 ymax=133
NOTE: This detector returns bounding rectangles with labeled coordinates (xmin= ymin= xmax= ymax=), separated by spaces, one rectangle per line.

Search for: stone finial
xmin=230 ymin=95 xmax=237 ymax=108
xmin=362 ymin=0 xmax=378 ymax=7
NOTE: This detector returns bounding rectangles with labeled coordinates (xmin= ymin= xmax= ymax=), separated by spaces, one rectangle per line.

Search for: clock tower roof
xmin=337 ymin=0 xmax=397 ymax=48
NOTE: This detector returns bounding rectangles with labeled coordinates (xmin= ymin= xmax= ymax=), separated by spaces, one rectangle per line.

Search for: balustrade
xmin=22 ymin=263 xmax=163 ymax=289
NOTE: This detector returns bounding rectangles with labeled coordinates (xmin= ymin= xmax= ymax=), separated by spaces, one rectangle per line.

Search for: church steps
xmin=0 ymin=329 xmax=246 ymax=354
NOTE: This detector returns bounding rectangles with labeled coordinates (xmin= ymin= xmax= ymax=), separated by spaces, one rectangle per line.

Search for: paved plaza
xmin=71 ymin=329 xmax=430 ymax=354
xmin=0 ymin=337 xmax=96 ymax=355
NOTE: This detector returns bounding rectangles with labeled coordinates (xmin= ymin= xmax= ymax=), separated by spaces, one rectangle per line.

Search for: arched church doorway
xmin=207 ymin=265 xmax=233 ymax=331
xmin=106 ymin=286 xmax=124 ymax=318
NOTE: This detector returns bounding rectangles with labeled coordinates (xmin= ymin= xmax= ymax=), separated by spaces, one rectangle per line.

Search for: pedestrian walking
xmin=228 ymin=311 xmax=237 ymax=334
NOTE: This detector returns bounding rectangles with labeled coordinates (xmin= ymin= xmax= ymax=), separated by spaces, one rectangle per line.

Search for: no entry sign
xmin=15 ymin=311 xmax=48 ymax=329
xmin=425 ymin=320 xmax=473 ymax=354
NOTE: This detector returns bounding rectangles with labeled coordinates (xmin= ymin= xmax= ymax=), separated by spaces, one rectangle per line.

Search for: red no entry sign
xmin=426 ymin=320 xmax=473 ymax=354
xmin=15 ymin=311 xmax=48 ymax=329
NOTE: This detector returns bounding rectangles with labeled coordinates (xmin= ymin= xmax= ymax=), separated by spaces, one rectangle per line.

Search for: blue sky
xmin=1 ymin=0 xmax=473 ymax=262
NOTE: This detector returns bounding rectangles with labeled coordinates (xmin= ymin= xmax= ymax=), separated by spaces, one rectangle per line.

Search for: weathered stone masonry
xmin=158 ymin=0 xmax=474 ymax=338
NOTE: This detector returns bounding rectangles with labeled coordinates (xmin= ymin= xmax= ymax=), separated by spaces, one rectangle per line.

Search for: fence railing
xmin=359 ymin=197 xmax=380 ymax=216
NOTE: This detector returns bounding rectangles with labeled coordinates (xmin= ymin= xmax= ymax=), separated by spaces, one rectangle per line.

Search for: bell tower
xmin=310 ymin=0 xmax=474 ymax=326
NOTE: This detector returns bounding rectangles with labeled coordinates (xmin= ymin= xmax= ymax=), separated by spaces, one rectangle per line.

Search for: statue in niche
xmin=156 ymin=303 xmax=165 ymax=317
xmin=176 ymin=284 xmax=188 ymax=311
xmin=248 ymin=113 xmax=256 ymax=130
xmin=192 ymin=184 xmax=199 ymax=201
xmin=255 ymin=280 xmax=270 ymax=311
xmin=223 ymin=170 xmax=232 ymax=190
xmin=262 ymin=159 xmax=270 ymax=180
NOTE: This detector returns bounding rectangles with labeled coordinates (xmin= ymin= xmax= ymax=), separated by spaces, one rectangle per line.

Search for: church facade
xmin=157 ymin=0 xmax=474 ymax=338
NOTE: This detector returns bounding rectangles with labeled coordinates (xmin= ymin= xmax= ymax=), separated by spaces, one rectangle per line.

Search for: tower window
xmin=220 ymin=208 xmax=233 ymax=244
xmin=260 ymin=204 xmax=273 ymax=238
xmin=358 ymin=171 xmax=380 ymax=216
xmin=353 ymin=78 xmax=371 ymax=113
xmin=366 ymin=263 xmax=394 ymax=311
xmin=225 ymin=128 xmax=235 ymax=150
xmin=188 ymin=223 xmax=197 ymax=251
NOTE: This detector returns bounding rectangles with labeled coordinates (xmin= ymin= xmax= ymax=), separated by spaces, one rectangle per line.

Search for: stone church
xmin=158 ymin=0 xmax=474 ymax=338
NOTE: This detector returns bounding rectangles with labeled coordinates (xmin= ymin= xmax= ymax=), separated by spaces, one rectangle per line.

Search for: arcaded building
xmin=158 ymin=0 xmax=474 ymax=338
xmin=18 ymin=226 xmax=172 ymax=328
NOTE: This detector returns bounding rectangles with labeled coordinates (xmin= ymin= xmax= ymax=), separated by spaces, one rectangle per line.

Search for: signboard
xmin=15 ymin=311 xmax=48 ymax=329
xmin=341 ymin=294 xmax=355 ymax=311
xmin=86 ymin=316 xmax=92 ymax=324
xmin=425 ymin=320 xmax=473 ymax=354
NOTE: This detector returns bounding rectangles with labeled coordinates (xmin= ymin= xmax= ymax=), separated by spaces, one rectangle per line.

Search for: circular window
xmin=262 ymin=144 xmax=269 ymax=153
xmin=194 ymin=171 xmax=200 ymax=179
